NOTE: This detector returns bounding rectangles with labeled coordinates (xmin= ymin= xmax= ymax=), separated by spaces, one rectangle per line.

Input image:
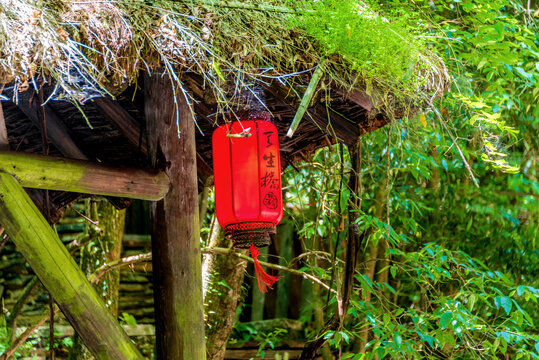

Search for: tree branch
xmin=6 ymin=277 xmax=40 ymax=340
xmin=89 ymin=253 xmax=152 ymax=284
xmin=0 ymin=306 xmax=59 ymax=360
xmin=89 ymin=247 xmax=337 ymax=295
xmin=0 ymin=231 xmax=8 ymax=254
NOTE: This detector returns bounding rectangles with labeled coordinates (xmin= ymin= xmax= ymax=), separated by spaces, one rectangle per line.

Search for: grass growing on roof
xmin=291 ymin=0 xmax=432 ymax=97
xmin=0 ymin=0 xmax=448 ymax=122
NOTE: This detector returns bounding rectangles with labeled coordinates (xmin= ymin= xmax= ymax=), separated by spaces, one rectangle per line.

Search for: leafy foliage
xmin=276 ymin=1 xmax=538 ymax=355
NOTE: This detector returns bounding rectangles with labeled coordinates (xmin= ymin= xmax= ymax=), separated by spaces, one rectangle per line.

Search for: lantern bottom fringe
xmin=225 ymin=222 xmax=276 ymax=248
xmin=248 ymin=244 xmax=280 ymax=293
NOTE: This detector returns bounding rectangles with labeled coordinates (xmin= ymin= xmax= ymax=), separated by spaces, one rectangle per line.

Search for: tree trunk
xmin=204 ymin=220 xmax=247 ymax=360
xmin=275 ymin=223 xmax=294 ymax=318
xmin=145 ymin=72 xmax=206 ymax=360
xmin=97 ymin=201 xmax=126 ymax=317
xmin=355 ymin=169 xmax=387 ymax=353
xmin=70 ymin=200 xmax=126 ymax=360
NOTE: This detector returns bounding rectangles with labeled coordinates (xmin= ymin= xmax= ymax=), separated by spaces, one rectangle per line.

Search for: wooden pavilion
xmin=0 ymin=1 xmax=448 ymax=359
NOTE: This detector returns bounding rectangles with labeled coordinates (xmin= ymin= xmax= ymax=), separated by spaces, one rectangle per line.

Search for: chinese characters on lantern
xmin=260 ymin=130 xmax=279 ymax=210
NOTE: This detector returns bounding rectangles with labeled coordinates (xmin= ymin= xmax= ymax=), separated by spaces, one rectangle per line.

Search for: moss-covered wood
xmin=0 ymin=151 xmax=169 ymax=200
xmin=0 ymin=173 xmax=143 ymax=360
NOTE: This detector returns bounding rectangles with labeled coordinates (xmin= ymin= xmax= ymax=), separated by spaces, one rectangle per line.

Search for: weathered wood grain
xmin=0 ymin=151 xmax=170 ymax=201
xmin=145 ymin=72 xmax=206 ymax=359
xmin=0 ymin=173 xmax=143 ymax=359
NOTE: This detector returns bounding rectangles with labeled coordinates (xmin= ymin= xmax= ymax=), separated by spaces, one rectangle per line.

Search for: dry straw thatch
xmin=0 ymin=0 xmax=449 ymax=118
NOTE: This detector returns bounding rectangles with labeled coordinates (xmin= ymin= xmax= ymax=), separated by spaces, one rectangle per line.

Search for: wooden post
xmin=0 ymin=173 xmax=142 ymax=360
xmin=144 ymin=73 xmax=206 ymax=359
xmin=0 ymin=151 xmax=170 ymax=201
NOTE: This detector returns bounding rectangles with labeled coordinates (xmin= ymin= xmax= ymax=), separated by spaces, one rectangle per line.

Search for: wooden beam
xmin=0 ymin=173 xmax=142 ymax=359
xmin=13 ymin=90 xmax=133 ymax=210
xmin=0 ymin=151 xmax=169 ymax=201
xmin=145 ymin=73 xmax=206 ymax=359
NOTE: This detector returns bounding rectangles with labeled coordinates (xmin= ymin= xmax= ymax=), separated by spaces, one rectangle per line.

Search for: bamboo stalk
xmin=286 ymin=64 xmax=325 ymax=138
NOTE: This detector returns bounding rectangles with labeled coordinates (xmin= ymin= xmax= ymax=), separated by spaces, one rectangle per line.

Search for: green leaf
xmin=340 ymin=331 xmax=350 ymax=344
xmin=439 ymin=312 xmax=452 ymax=330
xmin=468 ymin=293 xmax=476 ymax=312
xmin=494 ymin=22 xmax=505 ymax=37
xmin=334 ymin=332 xmax=342 ymax=347
xmin=466 ymin=217 xmax=473 ymax=231
xmin=393 ymin=331 xmax=402 ymax=348
xmin=212 ymin=61 xmax=226 ymax=82
xmin=121 ymin=312 xmax=137 ymax=327
xmin=494 ymin=296 xmax=512 ymax=315
xmin=383 ymin=313 xmax=390 ymax=326
xmin=390 ymin=265 xmax=397 ymax=278
xmin=515 ymin=67 xmax=533 ymax=81
xmin=477 ymin=58 xmax=488 ymax=70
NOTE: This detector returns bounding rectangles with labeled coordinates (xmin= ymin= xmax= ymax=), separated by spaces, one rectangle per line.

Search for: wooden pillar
xmin=0 ymin=173 xmax=142 ymax=360
xmin=144 ymin=73 xmax=206 ymax=359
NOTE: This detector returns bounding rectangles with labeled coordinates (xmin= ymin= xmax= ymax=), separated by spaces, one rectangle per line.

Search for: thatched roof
xmin=0 ymin=0 xmax=448 ymax=107
xmin=0 ymin=0 xmax=449 ymax=221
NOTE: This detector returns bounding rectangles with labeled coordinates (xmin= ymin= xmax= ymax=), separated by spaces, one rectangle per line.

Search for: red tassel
xmin=248 ymin=244 xmax=279 ymax=293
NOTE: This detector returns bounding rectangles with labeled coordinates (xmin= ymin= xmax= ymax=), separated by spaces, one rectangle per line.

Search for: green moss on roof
xmin=0 ymin=0 xmax=448 ymax=118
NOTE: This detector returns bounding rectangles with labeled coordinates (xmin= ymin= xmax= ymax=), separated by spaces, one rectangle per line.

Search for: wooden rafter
xmin=0 ymin=151 xmax=170 ymax=201
xmin=14 ymin=90 xmax=88 ymax=160
xmin=94 ymin=97 xmax=148 ymax=154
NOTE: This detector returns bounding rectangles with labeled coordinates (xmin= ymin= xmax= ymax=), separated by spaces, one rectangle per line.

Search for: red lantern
xmin=212 ymin=116 xmax=283 ymax=291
